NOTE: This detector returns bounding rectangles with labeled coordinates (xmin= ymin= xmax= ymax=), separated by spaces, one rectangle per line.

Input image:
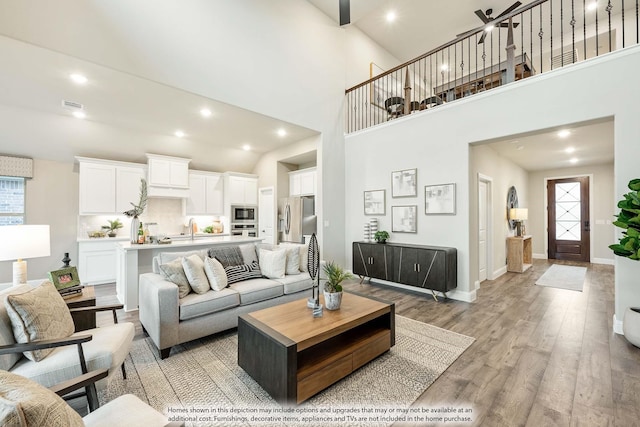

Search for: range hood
xmin=146 ymin=153 xmax=191 ymax=199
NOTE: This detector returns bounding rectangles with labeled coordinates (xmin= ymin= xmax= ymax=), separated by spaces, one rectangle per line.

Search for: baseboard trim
xmin=613 ymin=313 xmax=624 ymax=335
xmin=592 ymin=257 xmax=614 ymax=265
xmin=366 ymin=278 xmax=476 ymax=303
xmin=493 ymin=266 xmax=507 ymax=279
xmin=474 ymin=280 xmax=480 ymax=290
xmin=533 ymin=253 xmax=547 ymax=259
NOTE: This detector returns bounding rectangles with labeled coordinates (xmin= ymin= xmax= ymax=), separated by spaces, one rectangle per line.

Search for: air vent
xmin=61 ymin=100 xmax=84 ymax=111
xmin=551 ymin=49 xmax=579 ymax=69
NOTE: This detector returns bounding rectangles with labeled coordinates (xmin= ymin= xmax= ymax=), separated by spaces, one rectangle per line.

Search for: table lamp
xmin=0 ymin=225 xmax=51 ymax=286
xmin=509 ymin=208 xmax=528 ymax=237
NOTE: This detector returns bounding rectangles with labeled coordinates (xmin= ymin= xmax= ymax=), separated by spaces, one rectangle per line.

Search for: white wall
xmin=528 ymin=163 xmax=615 ymax=263
xmin=346 ymin=46 xmax=640 ymax=321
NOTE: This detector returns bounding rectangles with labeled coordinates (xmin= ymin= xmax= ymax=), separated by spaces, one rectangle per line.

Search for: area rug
xmin=535 ymin=264 xmax=587 ymax=292
xmin=100 ymin=316 xmax=474 ymax=426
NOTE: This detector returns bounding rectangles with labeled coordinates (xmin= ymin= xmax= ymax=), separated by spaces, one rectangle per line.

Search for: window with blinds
xmin=0 ymin=176 xmax=25 ymax=225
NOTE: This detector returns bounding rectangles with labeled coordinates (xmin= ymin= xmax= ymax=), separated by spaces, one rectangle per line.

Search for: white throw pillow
xmin=259 ymin=249 xmax=287 ymax=279
xmin=181 ymin=255 xmax=210 ymax=294
xmin=204 ymin=257 xmax=228 ymax=291
xmin=285 ymin=247 xmax=300 ymax=275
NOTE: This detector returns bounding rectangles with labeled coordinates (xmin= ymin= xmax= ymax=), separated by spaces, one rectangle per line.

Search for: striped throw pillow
xmin=224 ymin=261 xmax=262 ymax=284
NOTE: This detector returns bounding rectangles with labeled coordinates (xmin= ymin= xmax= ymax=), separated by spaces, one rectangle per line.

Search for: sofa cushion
xmin=274 ymin=273 xmax=314 ymax=295
xmin=5 ymin=281 xmax=75 ymax=362
xmin=280 ymin=243 xmax=308 ymax=272
xmin=0 ymin=370 xmax=84 ymax=427
xmin=159 ymin=250 xmax=206 ymax=266
xmin=259 ymin=248 xmax=286 ymax=279
xmin=203 ymin=257 xmax=228 ymax=291
xmin=208 ymin=245 xmax=243 ymax=267
xmin=158 ymin=259 xmax=191 ymax=298
xmin=179 ymin=288 xmax=240 ymax=321
xmin=181 ymin=255 xmax=210 ymax=294
xmin=224 ymin=261 xmax=262 ymax=285
xmin=0 ymin=284 xmax=31 ymax=371
xmin=229 ymin=278 xmax=283 ymax=305
xmin=238 ymin=243 xmax=258 ymax=264
xmin=285 ymin=247 xmax=300 ymax=275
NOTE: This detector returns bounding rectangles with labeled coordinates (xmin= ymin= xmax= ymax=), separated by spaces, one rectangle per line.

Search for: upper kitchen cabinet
xmin=289 ymin=167 xmax=316 ymax=197
xmin=187 ymin=171 xmax=224 ymax=215
xmin=77 ymin=157 xmax=146 ymax=215
xmin=146 ymin=153 xmax=190 ymax=188
xmin=225 ymin=173 xmax=258 ymax=206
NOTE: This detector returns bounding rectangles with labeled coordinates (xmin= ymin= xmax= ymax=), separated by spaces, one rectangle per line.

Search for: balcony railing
xmin=345 ymin=0 xmax=638 ymax=133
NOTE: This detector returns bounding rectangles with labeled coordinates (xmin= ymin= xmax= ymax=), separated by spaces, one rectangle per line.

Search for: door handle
xmin=417 ymin=264 xmax=421 ymax=273
xmin=584 ymin=220 xmax=590 ymax=232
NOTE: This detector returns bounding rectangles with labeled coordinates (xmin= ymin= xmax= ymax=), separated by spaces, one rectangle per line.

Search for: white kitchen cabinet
xmin=146 ymin=154 xmax=190 ymax=188
xmin=226 ymin=174 xmax=258 ymax=206
xmin=115 ymin=166 xmax=146 ymax=213
xmin=289 ymin=167 xmax=316 ymax=197
xmin=78 ymin=239 xmax=120 ymax=285
xmin=187 ymin=171 xmax=224 ymax=215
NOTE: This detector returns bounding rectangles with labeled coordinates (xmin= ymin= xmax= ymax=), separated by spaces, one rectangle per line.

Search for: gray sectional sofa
xmin=139 ymin=243 xmax=312 ymax=358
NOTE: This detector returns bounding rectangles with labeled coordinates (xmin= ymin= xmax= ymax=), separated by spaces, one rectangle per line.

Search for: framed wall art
xmin=364 ymin=189 xmax=386 ymax=215
xmin=425 ymin=183 xmax=456 ymax=215
xmin=392 ymin=205 xmax=417 ymax=233
xmin=391 ymin=168 xmax=417 ymax=198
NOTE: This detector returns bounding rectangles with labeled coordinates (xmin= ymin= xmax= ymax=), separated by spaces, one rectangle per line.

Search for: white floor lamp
xmin=0 ymin=225 xmax=51 ymax=286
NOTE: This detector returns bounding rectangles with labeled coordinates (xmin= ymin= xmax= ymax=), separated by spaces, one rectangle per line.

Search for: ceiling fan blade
xmin=495 ymin=1 xmax=522 ymax=19
xmin=339 ymin=0 xmax=350 ymax=26
xmin=474 ymin=9 xmax=491 ymax=23
xmin=477 ymin=31 xmax=488 ymax=44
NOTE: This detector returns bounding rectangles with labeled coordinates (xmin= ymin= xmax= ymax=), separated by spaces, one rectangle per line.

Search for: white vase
xmin=130 ymin=217 xmax=140 ymax=244
xmin=623 ymin=307 xmax=640 ymax=348
xmin=324 ymin=291 xmax=343 ymax=310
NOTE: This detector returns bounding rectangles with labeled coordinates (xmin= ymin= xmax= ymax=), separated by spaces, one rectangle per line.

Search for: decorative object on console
xmin=61 ymin=252 xmax=71 ymax=268
xmin=307 ymin=233 xmax=322 ymax=316
xmin=506 ymin=185 xmax=519 ymax=231
xmin=0 ymin=225 xmax=51 ymax=286
xmin=374 ymin=230 xmax=389 ymax=243
xmin=363 ymin=222 xmax=371 ymax=242
xmin=322 ymin=261 xmax=353 ymax=311
xmin=391 ymin=168 xmax=417 ymax=198
xmin=103 ymin=218 xmax=123 ymax=237
xmin=509 ymin=208 xmax=528 ymax=236
xmin=369 ymin=218 xmax=378 ymax=243
xmin=425 ymin=183 xmax=456 ymax=215
xmin=364 ymin=189 xmax=386 ymax=215
xmin=392 ymin=205 xmax=417 ymax=233
xmin=123 ymin=178 xmax=148 ymax=244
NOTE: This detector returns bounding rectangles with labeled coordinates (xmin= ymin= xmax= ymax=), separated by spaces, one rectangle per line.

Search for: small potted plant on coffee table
xmin=374 ymin=230 xmax=389 ymax=243
xmin=322 ymin=261 xmax=353 ymax=310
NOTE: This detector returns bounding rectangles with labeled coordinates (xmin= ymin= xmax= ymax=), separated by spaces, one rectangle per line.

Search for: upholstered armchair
xmin=0 ymin=282 xmax=134 ymax=401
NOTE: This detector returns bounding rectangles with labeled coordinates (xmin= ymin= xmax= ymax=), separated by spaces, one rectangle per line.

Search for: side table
xmin=64 ymin=286 xmax=97 ymax=331
xmin=507 ymin=235 xmax=533 ymax=273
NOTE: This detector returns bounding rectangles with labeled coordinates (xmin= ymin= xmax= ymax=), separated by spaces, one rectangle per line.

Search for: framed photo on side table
xmin=425 ymin=183 xmax=456 ymax=215
xmin=364 ymin=189 xmax=386 ymax=215
xmin=392 ymin=205 xmax=417 ymax=233
xmin=48 ymin=266 xmax=81 ymax=291
xmin=391 ymin=168 xmax=417 ymax=198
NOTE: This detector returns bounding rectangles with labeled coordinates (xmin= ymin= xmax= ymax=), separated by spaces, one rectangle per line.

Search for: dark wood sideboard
xmin=352 ymin=241 xmax=457 ymax=300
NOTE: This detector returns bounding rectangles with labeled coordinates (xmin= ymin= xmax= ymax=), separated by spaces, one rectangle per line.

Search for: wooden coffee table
xmin=238 ymin=292 xmax=395 ymax=404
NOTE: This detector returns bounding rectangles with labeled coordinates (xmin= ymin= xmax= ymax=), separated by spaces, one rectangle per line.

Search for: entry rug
xmin=535 ymin=264 xmax=587 ymax=292
xmin=101 ymin=316 xmax=474 ymax=426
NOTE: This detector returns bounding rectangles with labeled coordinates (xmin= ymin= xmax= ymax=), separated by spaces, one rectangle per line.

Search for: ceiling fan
xmin=462 ymin=1 xmax=522 ymax=44
xmin=339 ymin=0 xmax=350 ymax=26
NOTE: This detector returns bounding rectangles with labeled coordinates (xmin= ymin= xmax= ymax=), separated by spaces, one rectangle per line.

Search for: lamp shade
xmin=509 ymin=208 xmax=528 ymax=221
xmin=0 ymin=225 xmax=51 ymax=261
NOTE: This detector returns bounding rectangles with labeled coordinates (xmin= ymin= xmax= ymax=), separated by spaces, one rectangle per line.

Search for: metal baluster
xmin=520 ymin=12 xmax=524 ymax=79
xmin=550 ymin=0 xmax=554 ymax=69
xmin=636 ymin=0 xmax=638 ymax=44
xmin=540 ymin=5 xmax=544 ymax=72
xmin=530 ymin=9 xmax=533 ymax=74
xmin=606 ymin=0 xmax=613 ymax=52
xmin=447 ymin=46 xmax=451 ymax=99
xmin=622 ymin=0 xmax=625 ymax=48
xmin=561 ymin=0 xmax=564 ymax=67
xmin=468 ymin=35 xmax=471 ymax=95
xmin=454 ymin=42 xmax=457 ymax=99
xmin=595 ymin=0 xmax=599 ymax=56
xmin=584 ymin=0 xmax=587 ymax=61
xmin=571 ymin=0 xmax=576 ymax=63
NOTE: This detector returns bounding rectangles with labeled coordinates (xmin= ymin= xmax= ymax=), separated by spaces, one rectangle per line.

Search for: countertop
xmin=116 ymin=235 xmax=262 ymax=251
xmin=77 ymin=233 xmax=228 ymax=243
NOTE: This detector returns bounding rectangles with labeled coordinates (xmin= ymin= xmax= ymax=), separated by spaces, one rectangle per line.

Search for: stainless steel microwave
xmin=231 ymin=205 xmax=257 ymax=222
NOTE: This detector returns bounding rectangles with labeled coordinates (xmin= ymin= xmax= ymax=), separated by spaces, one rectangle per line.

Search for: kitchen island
xmin=115 ymin=235 xmax=262 ymax=311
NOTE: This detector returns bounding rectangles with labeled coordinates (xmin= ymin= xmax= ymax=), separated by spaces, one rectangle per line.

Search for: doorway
xmin=478 ymin=174 xmax=493 ymax=283
xmin=547 ymin=176 xmax=590 ymax=262
xmin=258 ymin=187 xmax=276 ymax=245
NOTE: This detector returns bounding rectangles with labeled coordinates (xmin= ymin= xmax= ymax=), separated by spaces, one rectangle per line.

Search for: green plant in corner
xmin=609 ymin=178 xmax=640 ymax=260
xmin=322 ymin=261 xmax=353 ymax=293
xmin=374 ymin=230 xmax=389 ymax=243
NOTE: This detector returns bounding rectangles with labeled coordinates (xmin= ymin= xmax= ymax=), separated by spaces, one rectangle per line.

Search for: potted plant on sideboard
xmin=374 ymin=230 xmax=389 ymax=244
xmin=103 ymin=219 xmax=124 ymax=237
xmin=322 ymin=261 xmax=353 ymax=311
xmin=609 ymin=178 xmax=640 ymax=347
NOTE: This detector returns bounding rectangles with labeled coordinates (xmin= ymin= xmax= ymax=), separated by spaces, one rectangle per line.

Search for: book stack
xmin=59 ymin=285 xmax=83 ymax=299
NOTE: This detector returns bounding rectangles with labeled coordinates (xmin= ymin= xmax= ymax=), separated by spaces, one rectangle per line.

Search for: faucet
xmin=188 ymin=217 xmax=195 ymax=240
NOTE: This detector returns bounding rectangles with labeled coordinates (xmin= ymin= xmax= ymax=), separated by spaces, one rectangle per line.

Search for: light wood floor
xmin=95 ymin=259 xmax=640 ymax=427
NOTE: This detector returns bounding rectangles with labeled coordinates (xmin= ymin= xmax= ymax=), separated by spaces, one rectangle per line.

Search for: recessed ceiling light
xmin=200 ymin=108 xmax=212 ymax=118
xmin=570 ymin=158 xmax=579 ymax=164
xmin=565 ymin=146 xmax=576 ymax=153
xmin=72 ymin=111 xmax=86 ymax=119
xmin=558 ymin=129 xmax=571 ymax=138
xmin=386 ymin=11 xmax=396 ymax=22
xmin=485 ymin=24 xmax=495 ymax=32
xmin=175 ymin=130 xmax=185 ymax=138
xmin=587 ymin=1 xmax=597 ymax=11
xmin=69 ymin=73 xmax=88 ymax=85
xmin=277 ymin=128 xmax=287 ymax=137
xmin=242 ymin=144 xmax=251 ymax=151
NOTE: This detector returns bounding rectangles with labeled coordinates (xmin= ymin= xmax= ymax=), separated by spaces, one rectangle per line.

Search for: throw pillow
xmin=0 ymin=370 xmax=84 ymax=427
xmin=4 ymin=281 xmax=75 ymax=362
xmin=224 ymin=261 xmax=262 ymax=285
xmin=207 ymin=246 xmax=243 ymax=268
xmin=158 ymin=259 xmax=191 ymax=298
xmin=204 ymin=257 xmax=228 ymax=291
xmin=181 ymin=255 xmax=210 ymax=294
xmin=285 ymin=247 xmax=300 ymax=275
xmin=238 ymin=244 xmax=258 ymax=265
xmin=259 ymin=248 xmax=287 ymax=279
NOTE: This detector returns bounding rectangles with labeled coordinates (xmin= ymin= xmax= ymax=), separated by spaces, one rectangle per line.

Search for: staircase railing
xmin=345 ymin=0 xmax=638 ymax=134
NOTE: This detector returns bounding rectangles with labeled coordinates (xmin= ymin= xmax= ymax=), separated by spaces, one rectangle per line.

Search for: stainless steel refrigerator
xmin=279 ymin=196 xmax=316 ymax=243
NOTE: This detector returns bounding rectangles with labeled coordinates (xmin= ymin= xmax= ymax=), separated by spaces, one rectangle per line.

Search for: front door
xmin=547 ymin=177 xmax=590 ymax=262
